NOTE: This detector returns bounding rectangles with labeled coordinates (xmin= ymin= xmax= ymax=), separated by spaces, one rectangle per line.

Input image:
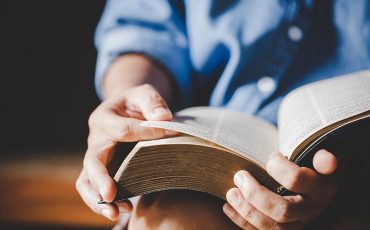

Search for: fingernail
xmin=154 ymin=107 xmax=168 ymax=115
xmin=101 ymin=208 xmax=111 ymax=219
xmin=226 ymin=189 xmax=240 ymax=206
xmin=116 ymin=201 xmax=131 ymax=213
xmin=234 ymin=171 xmax=248 ymax=188
xmin=99 ymin=187 xmax=106 ymax=199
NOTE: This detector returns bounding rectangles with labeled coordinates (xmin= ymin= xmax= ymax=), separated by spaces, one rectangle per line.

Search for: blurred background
xmin=1 ymin=1 xmax=370 ymax=230
xmin=0 ymin=1 xmax=115 ymax=229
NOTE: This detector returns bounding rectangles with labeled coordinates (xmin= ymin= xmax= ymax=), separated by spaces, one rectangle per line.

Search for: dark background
xmin=0 ymin=0 xmax=106 ymax=152
xmin=1 ymin=2 xmax=369 ymax=229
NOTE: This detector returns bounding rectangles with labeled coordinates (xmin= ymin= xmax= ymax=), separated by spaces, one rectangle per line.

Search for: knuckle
xmin=145 ymin=93 xmax=164 ymax=107
xmin=150 ymin=93 xmax=163 ymax=103
xmin=140 ymin=84 xmax=164 ymax=102
xmin=242 ymin=205 xmax=255 ymax=220
xmin=75 ymin=178 xmax=83 ymax=192
xmin=117 ymin=119 xmax=133 ymax=138
xmin=88 ymin=106 xmax=106 ymax=129
xmin=246 ymin=185 xmax=259 ymax=203
xmin=240 ymin=220 xmax=249 ymax=229
xmin=88 ymin=112 xmax=97 ymax=128
xmin=273 ymin=200 xmax=291 ymax=223
xmin=284 ymin=169 xmax=304 ymax=190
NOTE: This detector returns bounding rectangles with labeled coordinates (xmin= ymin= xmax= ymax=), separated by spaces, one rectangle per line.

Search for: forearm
xmin=102 ymin=54 xmax=173 ymax=103
xmin=79 ymin=54 xmax=176 ymax=221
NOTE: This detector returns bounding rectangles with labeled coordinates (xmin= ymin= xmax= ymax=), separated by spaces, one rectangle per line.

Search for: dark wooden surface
xmin=0 ymin=150 xmax=114 ymax=230
xmin=0 ymin=150 xmax=369 ymax=229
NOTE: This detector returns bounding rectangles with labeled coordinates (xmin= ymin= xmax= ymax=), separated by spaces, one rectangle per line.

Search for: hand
xmin=76 ymin=84 xmax=176 ymax=220
xmin=223 ymin=150 xmax=338 ymax=229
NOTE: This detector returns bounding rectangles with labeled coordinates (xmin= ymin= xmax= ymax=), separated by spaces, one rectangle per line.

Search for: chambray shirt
xmin=94 ymin=0 xmax=370 ymax=125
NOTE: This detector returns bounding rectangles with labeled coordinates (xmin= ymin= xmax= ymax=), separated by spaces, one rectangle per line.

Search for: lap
xmin=115 ymin=190 xmax=240 ymax=230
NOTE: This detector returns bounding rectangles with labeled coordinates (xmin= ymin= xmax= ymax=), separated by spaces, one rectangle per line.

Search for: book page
xmin=142 ymin=107 xmax=278 ymax=166
xmin=136 ymin=135 xmax=232 ymax=152
xmin=278 ymin=70 xmax=370 ymax=158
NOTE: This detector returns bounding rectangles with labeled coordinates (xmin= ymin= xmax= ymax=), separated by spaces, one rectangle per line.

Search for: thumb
xmin=130 ymin=84 xmax=173 ymax=121
xmin=313 ymin=149 xmax=338 ymax=175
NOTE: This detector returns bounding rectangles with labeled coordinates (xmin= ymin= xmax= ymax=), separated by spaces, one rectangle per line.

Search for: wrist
xmin=102 ymin=54 xmax=173 ymax=103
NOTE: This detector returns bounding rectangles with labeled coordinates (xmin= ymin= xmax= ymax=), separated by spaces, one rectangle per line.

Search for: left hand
xmin=223 ymin=149 xmax=338 ymax=229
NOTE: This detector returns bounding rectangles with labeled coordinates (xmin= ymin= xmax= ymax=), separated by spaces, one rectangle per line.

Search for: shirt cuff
xmin=95 ymin=26 xmax=192 ymax=107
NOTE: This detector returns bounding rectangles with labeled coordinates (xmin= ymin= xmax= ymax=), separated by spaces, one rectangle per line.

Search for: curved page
xmin=141 ymin=107 xmax=278 ymax=166
xmin=278 ymin=70 xmax=370 ymax=158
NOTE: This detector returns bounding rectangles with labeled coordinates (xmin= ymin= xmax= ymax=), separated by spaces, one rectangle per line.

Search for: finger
xmin=113 ymin=212 xmax=131 ymax=230
xmin=313 ymin=149 xmax=337 ymax=175
xmin=75 ymin=170 xmax=120 ymax=220
xmin=226 ymin=188 xmax=302 ymax=229
xmin=83 ymin=155 xmax=117 ymax=202
xmin=89 ymin=91 xmax=177 ymax=142
xmin=125 ymin=109 xmax=146 ymax=120
xmin=128 ymin=84 xmax=173 ymax=121
xmin=105 ymin=114 xmax=174 ymax=142
xmin=266 ymin=152 xmax=320 ymax=195
xmin=223 ymin=202 xmax=256 ymax=230
xmin=233 ymin=170 xmax=308 ymax=223
xmin=115 ymin=200 xmax=133 ymax=213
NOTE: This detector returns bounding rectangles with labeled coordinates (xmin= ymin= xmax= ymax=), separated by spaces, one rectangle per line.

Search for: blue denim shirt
xmin=95 ymin=0 xmax=370 ymax=124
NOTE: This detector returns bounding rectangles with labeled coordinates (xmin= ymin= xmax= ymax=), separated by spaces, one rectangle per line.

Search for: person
xmin=76 ymin=0 xmax=370 ymax=229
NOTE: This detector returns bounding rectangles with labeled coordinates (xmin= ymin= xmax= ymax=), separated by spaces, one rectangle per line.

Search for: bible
xmin=112 ymin=70 xmax=370 ymax=201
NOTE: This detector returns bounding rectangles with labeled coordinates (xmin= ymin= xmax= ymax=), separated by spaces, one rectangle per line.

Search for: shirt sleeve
xmin=94 ymin=0 xmax=191 ymax=105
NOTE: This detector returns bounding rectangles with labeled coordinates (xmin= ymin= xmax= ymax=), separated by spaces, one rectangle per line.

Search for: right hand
xmin=76 ymin=84 xmax=176 ymax=220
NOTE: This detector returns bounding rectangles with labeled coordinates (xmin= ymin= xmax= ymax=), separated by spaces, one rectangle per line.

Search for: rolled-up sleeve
xmin=94 ymin=0 xmax=191 ymax=104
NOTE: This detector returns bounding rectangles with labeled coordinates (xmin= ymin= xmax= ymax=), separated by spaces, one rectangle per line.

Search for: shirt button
xmin=288 ymin=26 xmax=303 ymax=42
xmin=257 ymin=76 xmax=276 ymax=94
xmin=176 ymin=35 xmax=187 ymax=47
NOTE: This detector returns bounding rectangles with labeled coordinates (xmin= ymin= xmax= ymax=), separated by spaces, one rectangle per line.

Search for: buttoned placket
xmin=254 ymin=1 xmax=310 ymax=109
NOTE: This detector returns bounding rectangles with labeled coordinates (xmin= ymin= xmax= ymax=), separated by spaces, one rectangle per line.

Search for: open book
xmin=113 ymin=71 xmax=370 ymax=200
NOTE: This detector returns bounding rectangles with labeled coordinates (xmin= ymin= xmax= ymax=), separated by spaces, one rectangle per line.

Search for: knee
xmin=128 ymin=190 xmax=238 ymax=230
